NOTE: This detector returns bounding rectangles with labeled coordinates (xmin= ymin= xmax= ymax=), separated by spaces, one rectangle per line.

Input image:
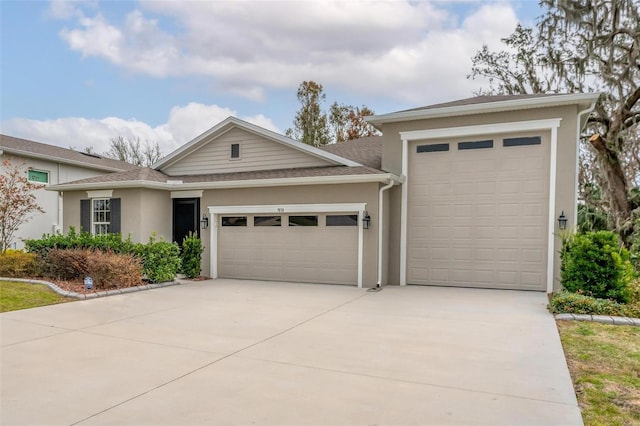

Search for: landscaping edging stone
xmin=0 ymin=277 xmax=180 ymax=300
xmin=555 ymin=313 xmax=640 ymax=327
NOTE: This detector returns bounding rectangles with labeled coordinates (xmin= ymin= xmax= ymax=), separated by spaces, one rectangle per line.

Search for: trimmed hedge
xmin=549 ymin=291 xmax=640 ymax=318
xmin=25 ymin=229 xmax=181 ymax=283
xmin=0 ymin=250 xmax=40 ymax=278
xmin=42 ymin=248 xmax=142 ymax=290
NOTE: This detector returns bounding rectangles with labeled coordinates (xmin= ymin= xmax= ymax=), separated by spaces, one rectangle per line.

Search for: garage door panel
xmin=219 ymin=216 xmax=357 ymax=285
xmin=408 ymin=132 xmax=549 ymax=291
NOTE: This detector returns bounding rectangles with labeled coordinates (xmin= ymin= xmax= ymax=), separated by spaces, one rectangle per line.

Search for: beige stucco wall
xmin=380 ymin=105 xmax=581 ymax=291
xmin=62 ymin=188 xmax=172 ymax=243
xmin=62 ymin=182 xmax=382 ymax=287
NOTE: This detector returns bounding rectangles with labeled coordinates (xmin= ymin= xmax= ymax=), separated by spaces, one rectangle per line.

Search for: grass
xmin=558 ymin=321 xmax=640 ymax=425
xmin=0 ymin=280 xmax=74 ymax=312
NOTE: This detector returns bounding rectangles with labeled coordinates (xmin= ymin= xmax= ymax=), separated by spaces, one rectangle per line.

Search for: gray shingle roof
xmin=0 ymin=134 xmax=139 ymax=171
xmin=321 ymin=136 xmax=382 ymax=170
xmin=399 ymin=94 xmax=568 ymax=113
xmin=53 ymin=164 xmax=384 ymax=187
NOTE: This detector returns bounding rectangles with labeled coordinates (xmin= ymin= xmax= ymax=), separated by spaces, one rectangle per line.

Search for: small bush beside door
xmin=181 ymin=232 xmax=203 ymax=279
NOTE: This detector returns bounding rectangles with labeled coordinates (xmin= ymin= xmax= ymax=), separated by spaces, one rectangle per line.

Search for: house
xmin=0 ymin=135 xmax=138 ymax=249
xmin=47 ymin=93 xmax=599 ymax=292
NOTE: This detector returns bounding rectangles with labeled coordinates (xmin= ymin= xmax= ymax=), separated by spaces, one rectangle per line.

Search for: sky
xmin=0 ymin=0 xmax=543 ymax=155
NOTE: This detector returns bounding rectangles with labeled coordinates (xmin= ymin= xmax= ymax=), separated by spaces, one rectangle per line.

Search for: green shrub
xmin=25 ymin=227 xmax=135 ymax=257
xmin=86 ymin=251 xmax=142 ymax=289
xmin=549 ymin=291 xmax=640 ymax=317
xmin=181 ymin=232 xmax=203 ymax=279
xmin=561 ymin=231 xmax=634 ymax=303
xmin=0 ymin=250 xmax=40 ymax=278
xmin=139 ymin=235 xmax=181 ymax=283
xmin=27 ymin=230 xmax=181 ymax=284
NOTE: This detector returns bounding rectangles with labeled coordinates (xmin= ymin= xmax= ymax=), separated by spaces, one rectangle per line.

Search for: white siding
xmin=162 ymin=128 xmax=331 ymax=176
xmin=0 ymin=154 xmax=112 ymax=249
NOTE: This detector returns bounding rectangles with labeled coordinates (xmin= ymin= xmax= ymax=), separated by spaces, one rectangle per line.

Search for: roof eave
xmin=47 ymin=173 xmax=401 ymax=192
xmin=1 ymin=147 xmax=131 ymax=173
xmin=366 ymin=93 xmax=601 ymax=126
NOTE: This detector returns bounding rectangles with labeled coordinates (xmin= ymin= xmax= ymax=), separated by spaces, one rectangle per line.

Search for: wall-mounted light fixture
xmin=200 ymin=214 xmax=209 ymax=230
xmin=557 ymin=211 xmax=567 ymax=230
xmin=363 ymin=211 xmax=371 ymax=230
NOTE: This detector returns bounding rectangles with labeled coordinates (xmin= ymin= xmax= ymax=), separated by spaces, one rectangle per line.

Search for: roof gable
xmin=154 ymin=117 xmax=360 ymax=175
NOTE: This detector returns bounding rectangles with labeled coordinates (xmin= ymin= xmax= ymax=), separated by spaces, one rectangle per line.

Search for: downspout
xmin=573 ymin=100 xmax=598 ymax=226
xmin=375 ymin=179 xmax=395 ymax=289
xmin=57 ymin=162 xmax=62 ymax=234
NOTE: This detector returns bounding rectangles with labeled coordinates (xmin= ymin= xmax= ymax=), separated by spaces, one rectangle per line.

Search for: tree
xmin=469 ymin=0 xmax=640 ymax=243
xmin=286 ymin=81 xmax=331 ymax=147
xmin=0 ymin=159 xmax=45 ymax=253
xmin=104 ymin=136 xmax=163 ymax=167
xmin=329 ymin=102 xmax=379 ymax=142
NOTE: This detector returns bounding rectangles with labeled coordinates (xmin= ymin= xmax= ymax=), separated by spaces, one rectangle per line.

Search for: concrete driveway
xmin=1 ymin=279 xmax=581 ymax=425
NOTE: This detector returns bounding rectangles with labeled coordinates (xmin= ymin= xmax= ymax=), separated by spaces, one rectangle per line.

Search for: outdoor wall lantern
xmin=200 ymin=214 xmax=209 ymax=230
xmin=557 ymin=211 xmax=567 ymax=230
xmin=363 ymin=211 xmax=371 ymax=230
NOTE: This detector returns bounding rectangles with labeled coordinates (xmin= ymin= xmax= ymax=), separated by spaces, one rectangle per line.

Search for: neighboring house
xmin=48 ymin=93 xmax=599 ymax=292
xmin=0 ymin=135 xmax=139 ymax=249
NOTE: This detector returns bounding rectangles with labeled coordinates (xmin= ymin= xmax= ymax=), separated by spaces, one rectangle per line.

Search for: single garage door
xmin=218 ymin=213 xmax=358 ymax=285
xmin=407 ymin=132 xmax=549 ymax=291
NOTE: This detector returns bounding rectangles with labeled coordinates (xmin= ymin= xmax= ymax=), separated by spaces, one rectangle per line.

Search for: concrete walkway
xmin=1 ymin=280 xmax=582 ymax=425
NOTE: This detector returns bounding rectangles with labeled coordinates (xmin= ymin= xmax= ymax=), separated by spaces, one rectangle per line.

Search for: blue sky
xmin=1 ymin=0 xmax=543 ymax=154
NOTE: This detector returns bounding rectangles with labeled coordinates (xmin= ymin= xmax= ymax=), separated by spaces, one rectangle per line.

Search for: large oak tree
xmin=469 ymin=0 xmax=639 ymax=243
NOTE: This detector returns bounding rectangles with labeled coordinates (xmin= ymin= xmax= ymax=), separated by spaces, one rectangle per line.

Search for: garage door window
xmin=458 ymin=140 xmax=493 ymax=150
xmin=221 ymin=216 xmax=247 ymax=226
xmin=289 ymin=215 xmax=318 ymax=226
xmin=254 ymin=216 xmax=281 ymax=226
xmin=503 ymin=136 xmax=541 ymax=147
xmin=326 ymin=214 xmax=358 ymax=226
xmin=417 ymin=143 xmax=449 ymax=153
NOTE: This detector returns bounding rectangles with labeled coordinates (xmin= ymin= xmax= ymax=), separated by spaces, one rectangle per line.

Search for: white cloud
xmin=54 ymin=1 xmax=519 ymax=104
xmin=1 ymin=103 xmax=279 ymax=156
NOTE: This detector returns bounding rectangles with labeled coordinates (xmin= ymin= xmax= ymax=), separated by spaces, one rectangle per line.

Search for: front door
xmin=173 ymin=198 xmax=200 ymax=246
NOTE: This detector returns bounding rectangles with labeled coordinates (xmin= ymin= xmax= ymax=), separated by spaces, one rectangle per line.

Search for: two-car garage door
xmin=407 ymin=132 xmax=550 ymax=291
xmin=217 ymin=213 xmax=359 ymax=285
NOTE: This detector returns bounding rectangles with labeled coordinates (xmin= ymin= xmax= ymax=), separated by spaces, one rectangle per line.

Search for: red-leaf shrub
xmin=86 ymin=250 xmax=142 ymax=289
xmin=43 ymin=249 xmax=90 ymax=280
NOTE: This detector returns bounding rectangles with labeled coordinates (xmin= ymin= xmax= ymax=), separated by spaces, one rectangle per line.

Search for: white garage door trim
xmin=399 ymin=118 xmax=562 ymax=293
xmin=208 ymin=203 xmax=367 ymax=287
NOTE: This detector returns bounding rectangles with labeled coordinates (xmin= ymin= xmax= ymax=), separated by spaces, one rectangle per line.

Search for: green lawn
xmin=0 ymin=280 xmax=75 ymax=312
xmin=558 ymin=321 xmax=640 ymax=425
